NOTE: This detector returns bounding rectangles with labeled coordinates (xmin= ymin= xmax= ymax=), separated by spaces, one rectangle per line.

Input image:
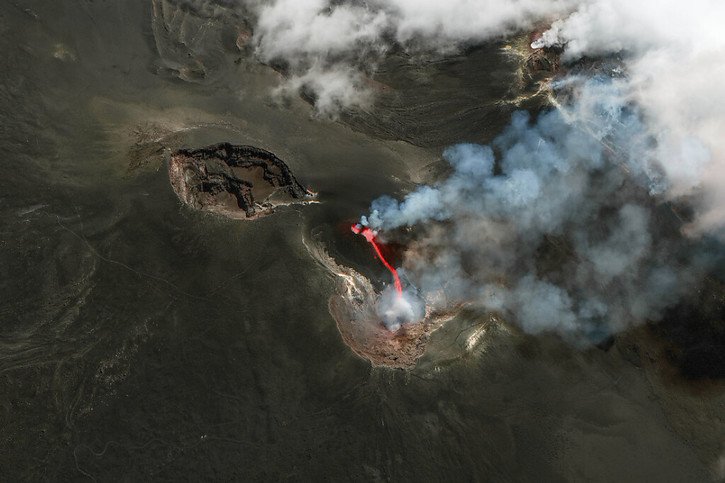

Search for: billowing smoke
xmin=246 ymin=0 xmax=724 ymax=232
xmin=532 ymin=0 xmax=725 ymax=234
xmin=362 ymin=77 xmax=709 ymax=342
xmin=241 ymin=0 xmax=724 ymax=339
xmin=376 ymin=286 xmax=425 ymax=332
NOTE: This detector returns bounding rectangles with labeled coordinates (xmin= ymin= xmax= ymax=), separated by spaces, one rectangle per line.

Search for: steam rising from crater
xmin=361 ymin=79 xmax=711 ymax=342
xmin=376 ymin=286 xmax=425 ymax=331
xmin=243 ymin=0 xmax=724 ymax=339
xmin=533 ymin=0 xmax=725 ymax=235
xmin=245 ymin=0 xmax=725 ymax=233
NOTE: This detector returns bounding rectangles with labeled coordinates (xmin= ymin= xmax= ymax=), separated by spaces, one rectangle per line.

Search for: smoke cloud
xmin=246 ymin=0 xmax=724 ymax=230
xmin=533 ymin=0 xmax=725 ymax=235
xmin=375 ymin=286 xmax=426 ymax=332
xmin=363 ymin=79 xmax=707 ymax=342
xmin=240 ymin=0 xmax=724 ymax=338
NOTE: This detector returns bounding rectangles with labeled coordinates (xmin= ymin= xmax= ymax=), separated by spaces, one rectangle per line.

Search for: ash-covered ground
xmin=0 ymin=1 xmax=723 ymax=481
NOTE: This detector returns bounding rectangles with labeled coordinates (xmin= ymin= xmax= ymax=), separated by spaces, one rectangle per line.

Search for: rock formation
xmin=169 ymin=143 xmax=315 ymax=219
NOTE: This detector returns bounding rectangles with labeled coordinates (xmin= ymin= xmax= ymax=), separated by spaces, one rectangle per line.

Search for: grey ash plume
xmin=362 ymin=78 xmax=713 ymax=342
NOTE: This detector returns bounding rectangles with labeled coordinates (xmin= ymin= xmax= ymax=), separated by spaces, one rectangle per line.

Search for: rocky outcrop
xmin=168 ymin=143 xmax=315 ymax=220
xmin=526 ymin=29 xmax=563 ymax=76
xmin=303 ymin=237 xmax=459 ymax=369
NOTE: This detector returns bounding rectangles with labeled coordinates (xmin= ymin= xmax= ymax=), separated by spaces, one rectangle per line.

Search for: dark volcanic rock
xmin=525 ymin=46 xmax=561 ymax=76
xmin=652 ymin=276 xmax=725 ymax=380
xmin=168 ymin=143 xmax=315 ymax=220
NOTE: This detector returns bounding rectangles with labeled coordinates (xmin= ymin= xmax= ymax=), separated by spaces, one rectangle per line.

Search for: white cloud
xmin=275 ymin=65 xmax=373 ymax=118
xmin=383 ymin=0 xmax=576 ymax=44
xmin=254 ymin=0 xmax=388 ymax=64
xmin=248 ymin=0 xmax=725 ymax=233
xmin=536 ymin=0 xmax=725 ymax=232
xmin=249 ymin=0 xmax=577 ymax=114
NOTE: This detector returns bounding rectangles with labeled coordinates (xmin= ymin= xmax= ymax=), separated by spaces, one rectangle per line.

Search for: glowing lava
xmin=351 ymin=223 xmax=403 ymax=296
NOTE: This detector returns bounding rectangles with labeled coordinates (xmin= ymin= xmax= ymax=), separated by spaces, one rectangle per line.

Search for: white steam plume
xmin=376 ymin=286 xmax=425 ymax=332
xmin=362 ymin=78 xmax=710 ymax=342
xmin=533 ymin=0 xmax=725 ymax=234
xmin=247 ymin=0 xmax=725 ymax=231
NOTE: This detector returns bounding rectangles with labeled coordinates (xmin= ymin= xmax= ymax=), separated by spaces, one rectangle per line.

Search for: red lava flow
xmin=351 ymin=223 xmax=403 ymax=296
